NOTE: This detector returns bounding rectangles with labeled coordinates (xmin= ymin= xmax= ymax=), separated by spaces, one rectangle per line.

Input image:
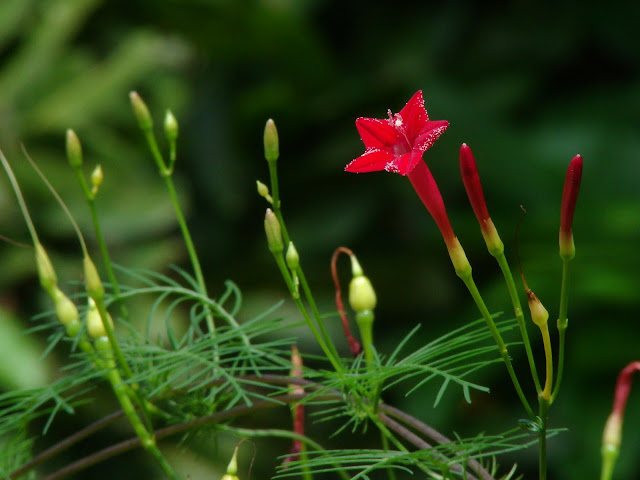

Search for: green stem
xmin=459 ymin=271 xmax=535 ymax=418
xmin=538 ymin=398 xmax=550 ymax=480
xmin=273 ymin=254 xmax=343 ymax=373
xmin=93 ymin=297 xmax=151 ymax=425
xmin=218 ymin=427 xmax=348 ymax=480
xmin=73 ymin=168 xmax=127 ymax=320
xmin=551 ymin=258 xmax=571 ymax=403
xmin=380 ymin=431 xmax=398 ymax=480
xmin=495 ymin=252 xmax=541 ymax=393
xmin=99 ymin=346 xmax=177 ymax=480
xmin=265 ymin=155 xmax=342 ymax=371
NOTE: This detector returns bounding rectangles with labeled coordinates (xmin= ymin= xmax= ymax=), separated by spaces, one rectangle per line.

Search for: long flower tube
xmin=552 ymin=154 xmax=583 ymax=403
xmin=459 ymin=143 xmax=541 ymax=393
xmin=346 ymin=92 xmax=533 ymax=418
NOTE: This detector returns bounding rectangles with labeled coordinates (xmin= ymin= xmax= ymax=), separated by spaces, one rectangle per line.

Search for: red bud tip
xmin=611 ymin=361 xmax=640 ymax=418
xmin=459 ymin=143 xmax=490 ymax=226
xmin=559 ymin=154 xmax=583 ymax=259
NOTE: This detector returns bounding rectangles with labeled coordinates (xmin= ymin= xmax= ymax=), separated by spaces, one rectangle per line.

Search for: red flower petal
xmin=356 ymin=117 xmax=400 ymax=150
xmin=399 ymin=91 xmax=428 ymax=140
xmin=345 ymin=148 xmax=395 ymax=173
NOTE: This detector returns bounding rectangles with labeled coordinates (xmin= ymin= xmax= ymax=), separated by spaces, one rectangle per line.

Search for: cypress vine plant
xmin=0 ymin=90 xmax=635 ymax=480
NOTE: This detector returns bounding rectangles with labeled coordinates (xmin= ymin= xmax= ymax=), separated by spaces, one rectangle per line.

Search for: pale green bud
xmin=65 ymin=129 xmax=83 ymax=168
xmin=221 ymin=446 xmax=240 ymax=480
xmin=164 ymin=110 xmax=178 ymax=143
xmin=35 ymin=242 xmax=57 ymax=293
xmin=286 ymin=242 xmax=299 ymax=270
xmin=263 ymin=119 xmax=279 ymax=163
xmin=256 ymin=179 xmax=273 ymax=200
xmin=86 ymin=298 xmax=113 ymax=339
xmin=83 ymin=256 xmax=104 ymax=301
xmin=129 ymin=91 xmax=153 ymax=130
xmin=91 ymin=164 xmax=103 ymax=196
xmin=348 ymin=255 xmax=377 ymax=313
xmin=527 ymin=291 xmax=549 ymax=327
xmin=52 ymin=287 xmax=79 ymax=326
xmin=264 ymin=208 xmax=283 ymax=254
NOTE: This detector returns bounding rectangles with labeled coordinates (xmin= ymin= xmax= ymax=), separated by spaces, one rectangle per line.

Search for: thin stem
xmin=459 ymin=271 xmax=535 ymax=419
xmin=378 ymin=413 xmax=479 ymax=480
xmin=0 ymin=150 xmax=39 ymax=244
xmin=139 ymin=125 xmax=216 ymax=338
xmin=551 ymin=258 xmax=571 ymax=403
xmin=539 ymin=323 xmax=553 ymax=402
xmin=379 ymin=431 xmax=399 ymax=480
xmin=72 ymin=167 xmax=127 ymax=320
xmin=8 ymin=411 xmax=125 ymax=479
xmin=272 ymin=253 xmax=343 ymax=373
xmin=379 ymin=404 xmax=495 ymax=480
xmin=40 ymin=393 xmax=325 ymax=480
xmin=219 ymin=426 xmax=349 ymax=480
xmin=495 ymin=252 xmax=541 ymax=393
xmin=101 ymin=353 xmax=177 ymax=480
xmin=538 ymin=398 xmax=550 ymax=480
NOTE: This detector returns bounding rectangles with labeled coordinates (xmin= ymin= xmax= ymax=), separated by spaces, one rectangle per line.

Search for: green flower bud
xmin=256 ymin=180 xmax=273 ymax=203
xmin=83 ymin=256 xmax=104 ymax=301
xmin=164 ymin=109 xmax=178 ymax=143
xmin=527 ymin=291 xmax=549 ymax=327
xmin=52 ymin=287 xmax=79 ymax=326
xmin=286 ymin=242 xmax=299 ymax=270
xmin=86 ymin=298 xmax=114 ymax=339
xmin=129 ymin=91 xmax=153 ymax=131
xmin=65 ymin=129 xmax=83 ymax=168
xmin=263 ymin=119 xmax=279 ymax=164
xmin=94 ymin=335 xmax=111 ymax=352
xmin=348 ymin=255 xmax=377 ymax=313
xmin=264 ymin=208 xmax=283 ymax=254
xmin=221 ymin=446 xmax=240 ymax=480
xmin=91 ymin=164 xmax=103 ymax=196
xmin=35 ymin=242 xmax=57 ymax=293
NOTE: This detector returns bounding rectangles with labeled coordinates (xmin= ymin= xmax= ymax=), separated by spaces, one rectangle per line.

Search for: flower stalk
xmin=459 ymin=143 xmax=541 ymax=392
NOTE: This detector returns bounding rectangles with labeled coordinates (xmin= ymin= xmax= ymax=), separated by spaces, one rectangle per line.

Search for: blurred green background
xmin=1 ymin=0 xmax=639 ymax=478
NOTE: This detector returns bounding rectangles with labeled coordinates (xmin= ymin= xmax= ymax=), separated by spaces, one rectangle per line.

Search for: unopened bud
xmin=348 ymin=256 xmax=377 ymax=313
xmin=83 ymin=256 xmax=104 ymax=301
xmin=264 ymin=209 xmax=283 ymax=254
xmin=286 ymin=242 xmax=299 ymax=270
xmin=164 ymin=110 xmax=178 ymax=143
xmin=526 ymin=290 xmax=549 ymax=327
xmin=35 ymin=242 xmax=57 ymax=292
xmin=459 ymin=144 xmax=504 ymax=255
xmin=66 ymin=129 xmax=83 ymax=168
xmin=86 ymin=298 xmax=113 ymax=339
xmin=263 ymin=119 xmax=279 ymax=164
xmin=221 ymin=446 xmax=240 ymax=480
xmin=129 ymin=91 xmax=153 ymax=131
xmin=256 ymin=180 xmax=273 ymax=203
xmin=559 ymin=154 xmax=583 ymax=261
xmin=91 ymin=165 xmax=103 ymax=196
xmin=52 ymin=287 xmax=79 ymax=326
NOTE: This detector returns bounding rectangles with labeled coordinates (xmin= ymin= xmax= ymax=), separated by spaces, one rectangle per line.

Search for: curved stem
xmin=551 ymin=258 xmax=571 ymax=403
xmin=495 ymin=252 xmax=541 ymax=393
xmin=459 ymin=271 xmax=534 ymax=419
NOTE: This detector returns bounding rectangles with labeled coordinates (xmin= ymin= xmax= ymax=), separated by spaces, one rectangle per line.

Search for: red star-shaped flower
xmin=345 ymin=91 xmax=449 ymax=175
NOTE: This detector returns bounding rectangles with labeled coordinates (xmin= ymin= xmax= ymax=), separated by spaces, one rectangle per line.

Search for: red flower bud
xmin=559 ymin=154 xmax=583 ymax=260
xmin=459 ymin=144 xmax=503 ymax=255
xmin=459 ymin=144 xmax=489 ymax=225
xmin=601 ymin=362 xmax=640 ymax=480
